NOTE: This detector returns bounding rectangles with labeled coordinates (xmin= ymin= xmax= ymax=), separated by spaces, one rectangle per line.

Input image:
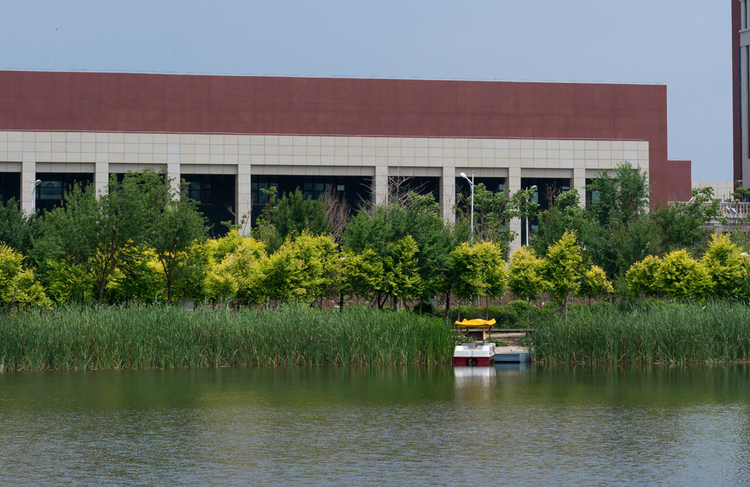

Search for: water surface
xmin=1 ymin=365 xmax=748 ymax=486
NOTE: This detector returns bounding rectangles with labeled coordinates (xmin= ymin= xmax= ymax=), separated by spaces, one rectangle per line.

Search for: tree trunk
xmin=445 ymin=289 xmax=451 ymax=326
xmin=526 ymin=297 xmax=531 ymax=325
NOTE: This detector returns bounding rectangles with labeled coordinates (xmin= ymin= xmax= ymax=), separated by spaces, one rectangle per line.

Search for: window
xmin=251 ymin=181 xmax=279 ymax=205
xmin=187 ymin=178 xmax=215 ymax=204
xmin=39 ymin=180 xmax=63 ymax=200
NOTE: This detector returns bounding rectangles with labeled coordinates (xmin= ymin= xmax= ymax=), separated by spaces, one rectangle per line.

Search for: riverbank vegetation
xmin=532 ymin=302 xmax=750 ymax=365
xmin=0 ymin=305 xmax=453 ymax=371
xmin=3 ymin=164 xmax=750 ymax=368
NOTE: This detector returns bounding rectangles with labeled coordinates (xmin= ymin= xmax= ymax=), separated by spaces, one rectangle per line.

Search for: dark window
xmin=182 ymin=174 xmax=236 ymax=237
xmin=35 ymin=173 xmax=94 ymax=213
xmin=0 ymin=173 xmax=21 ymax=204
xmin=250 ymin=175 xmax=371 ymax=225
xmin=39 ymin=180 xmax=63 ymax=200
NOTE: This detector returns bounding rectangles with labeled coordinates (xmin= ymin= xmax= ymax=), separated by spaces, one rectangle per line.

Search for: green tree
xmin=588 ymin=162 xmax=649 ymax=226
xmin=578 ymin=265 xmax=614 ymax=305
xmin=652 ymin=187 xmax=723 ymax=253
xmin=140 ymin=172 xmax=208 ymax=302
xmin=380 ymin=236 xmax=422 ymax=309
xmin=259 ymin=233 xmax=339 ymax=305
xmin=508 ymin=246 xmax=545 ymax=324
xmin=532 ymin=189 xmax=593 ymax=257
xmin=106 ymin=246 xmax=164 ymax=303
xmin=255 ymin=188 xmax=330 ymax=252
xmin=39 ymin=174 xmax=152 ymax=306
xmin=340 ymin=247 xmax=384 ymax=306
xmin=222 ymin=237 xmax=268 ymax=306
xmin=0 ymin=198 xmax=39 ymax=256
xmin=458 ymin=185 xmax=537 ymax=256
xmin=625 ymin=255 xmax=662 ymax=304
xmin=45 ymin=259 xmax=95 ymax=304
xmin=702 ymin=234 xmax=746 ymax=298
xmin=542 ymin=230 xmax=582 ymax=317
xmin=449 ymin=241 xmax=507 ymax=310
xmin=344 ymin=192 xmax=457 ymax=304
xmin=0 ymin=243 xmax=51 ymax=311
xmin=582 ymin=164 xmax=663 ymax=281
xmin=656 ymin=249 xmax=713 ymax=301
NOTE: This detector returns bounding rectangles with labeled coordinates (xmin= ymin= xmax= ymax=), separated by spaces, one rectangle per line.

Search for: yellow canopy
xmin=454 ymin=318 xmax=496 ymax=328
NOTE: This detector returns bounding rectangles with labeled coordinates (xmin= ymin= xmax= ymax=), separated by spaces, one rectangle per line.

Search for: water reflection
xmin=0 ymin=365 xmax=748 ymax=486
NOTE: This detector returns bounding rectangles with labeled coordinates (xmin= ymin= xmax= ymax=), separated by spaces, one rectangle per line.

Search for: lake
xmin=1 ymin=365 xmax=748 ymax=486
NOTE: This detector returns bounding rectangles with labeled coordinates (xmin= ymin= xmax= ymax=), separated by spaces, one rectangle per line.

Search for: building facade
xmin=0 ymin=71 xmax=690 ymax=244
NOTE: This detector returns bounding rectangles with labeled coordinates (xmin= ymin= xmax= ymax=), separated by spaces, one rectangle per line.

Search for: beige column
xmin=441 ymin=164 xmax=456 ymax=223
xmin=21 ymin=153 xmax=35 ymax=214
xmin=237 ymin=153 xmax=252 ymax=234
xmin=94 ymin=133 xmax=110 ymax=195
xmin=374 ymin=138 xmax=388 ymax=205
xmin=167 ymin=134 xmax=181 ymax=196
xmin=507 ymin=165 xmax=523 ymax=252
xmin=573 ymin=167 xmax=587 ymax=208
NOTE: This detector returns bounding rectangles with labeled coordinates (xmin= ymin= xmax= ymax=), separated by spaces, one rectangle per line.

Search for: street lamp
xmin=525 ymin=185 xmax=537 ymax=247
xmin=459 ymin=172 xmax=475 ymax=245
xmin=30 ymin=179 xmax=41 ymax=213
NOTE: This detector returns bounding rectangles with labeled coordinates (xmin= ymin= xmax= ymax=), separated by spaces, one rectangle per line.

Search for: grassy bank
xmin=532 ymin=302 xmax=750 ymax=365
xmin=0 ymin=305 xmax=454 ymax=371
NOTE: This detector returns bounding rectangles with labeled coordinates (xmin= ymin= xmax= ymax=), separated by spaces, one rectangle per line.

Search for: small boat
xmin=494 ymin=346 xmax=531 ymax=363
xmin=454 ymin=318 xmax=496 ymax=341
xmin=453 ymin=342 xmax=497 ymax=366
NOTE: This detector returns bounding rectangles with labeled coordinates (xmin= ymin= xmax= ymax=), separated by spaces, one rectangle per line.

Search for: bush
xmin=412 ymin=300 xmax=438 ymax=316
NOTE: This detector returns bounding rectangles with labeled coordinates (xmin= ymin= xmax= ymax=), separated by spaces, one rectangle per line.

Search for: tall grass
xmin=0 ymin=305 xmax=454 ymax=371
xmin=532 ymin=302 xmax=750 ymax=365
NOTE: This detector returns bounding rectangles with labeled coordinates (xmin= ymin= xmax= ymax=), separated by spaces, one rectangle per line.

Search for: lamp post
xmin=525 ymin=184 xmax=537 ymax=247
xmin=460 ymin=171 xmax=474 ymax=245
xmin=30 ymin=179 xmax=41 ymax=214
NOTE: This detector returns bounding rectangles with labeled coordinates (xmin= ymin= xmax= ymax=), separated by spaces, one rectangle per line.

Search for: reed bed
xmin=532 ymin=302 xmax=750 ymax=365
xmin=0 ymin=305 xmax=454 ymax=371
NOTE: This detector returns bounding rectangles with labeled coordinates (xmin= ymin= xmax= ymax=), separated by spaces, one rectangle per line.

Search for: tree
xmin=542 ymin=230 xmax=582 ymax=317
xmin=344 ymin=192 xmax=457 ymax=304
xmin=45 ymin=259 xmax=95 ymax=304
xmin=255 ymin=188 xmax=330 ymax=252
xmin=625 ymin=255 xmax=662 ymax=304
xmin=588 ymin=162 xmax=649 ymax=227
xmin=652 ymin=187 xmax=723 ymax=253
xmin=222 ymin=237 xmax=268 ymax=306
xmin=259 ymin=233 xmax=339 ymax=305
xmin=457 ymin=184 xmax=538 ymax=258
xmin=39 ymin=174 xmax=152 ymax=306
xmin=578 ymin=265 xmax=614 ymax=305
xmin=106 ymin=246 xmax=164 ymax=303
xmin=0 ymin=243 xmax=51 ymax=311
xmin=0 ymin=198 xmax=39 ymax=256
xmin=203 ymin=234 xmax=267 ymax=306
xmin=656 ymin=250 xmax=713 ymax=301
xmin=340 ymin=247 xmax=384 ymax=306
xmin=702 ymin=234 xmax=746 ymax=298
xmin=380 ymin=236 xmax=422 ymax=309
xmin=449 ymin=241 xmax=507 ymax=312
xmin=508 ymin=246 xmax=545 ymax=324
xmin=531 ymin=189 xmax=593 ymax=257
xmin=141 ymin=172 xmax=208 ymax=302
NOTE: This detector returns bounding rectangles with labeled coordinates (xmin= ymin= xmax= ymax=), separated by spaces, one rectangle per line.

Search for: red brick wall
xmin=663 ymin=160 xmax=692 ymax=203
xmin=0 ymin=71 xmax=676 ymax=203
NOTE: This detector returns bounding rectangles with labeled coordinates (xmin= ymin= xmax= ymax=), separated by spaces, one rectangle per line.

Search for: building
xmin=0 ymin=70 xmax=691 ymax=245
xmin=735 ymin=0 xmax=750 ymax=187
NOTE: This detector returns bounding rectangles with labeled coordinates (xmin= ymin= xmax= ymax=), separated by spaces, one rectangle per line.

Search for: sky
xmin=0 ymin=1 xmax=733 ymax=181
